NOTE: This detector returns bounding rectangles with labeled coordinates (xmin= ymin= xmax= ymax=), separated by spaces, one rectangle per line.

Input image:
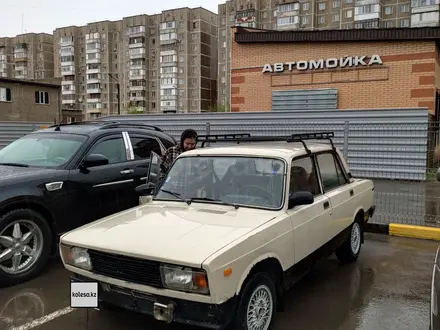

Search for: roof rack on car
xmin=197 ymin=131 xmax=336 ymax=154
xmin=99 ymin=121 xmax=163 ymax=132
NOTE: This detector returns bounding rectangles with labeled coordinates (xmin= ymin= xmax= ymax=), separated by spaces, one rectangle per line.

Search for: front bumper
xmin=71 ymin=274 xmax=237 ymax=329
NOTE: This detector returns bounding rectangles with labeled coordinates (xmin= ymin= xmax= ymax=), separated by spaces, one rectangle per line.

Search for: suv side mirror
xmin=81 ymin=154 xmax=109 ymax=168
xmin=288 ymin=191 xmax=314 ymax=209
xmin=135 ymin=182 xmax=156 ymax=196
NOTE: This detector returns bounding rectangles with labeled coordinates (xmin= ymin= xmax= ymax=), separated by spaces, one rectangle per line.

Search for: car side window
xmin=130 ymin=136 xmax=162 ymax=160
xmin=88 ymin=137 xmax=127 ymax=165
xmin=316 ymin=152 xmax=348 ymax=191
xmin=289 ymin=156 xmax=320 ymax=196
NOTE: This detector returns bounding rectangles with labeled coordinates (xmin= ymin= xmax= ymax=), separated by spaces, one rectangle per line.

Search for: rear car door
xmin=67 ymin=132 xmax=137 ymax=224
xmin=315 ymin=151 xmax=354 ymax=239
xmin=125 ymin=131 xmax=165 ymax=190
xmin=287 ymin=155 xmax=333 ymax=263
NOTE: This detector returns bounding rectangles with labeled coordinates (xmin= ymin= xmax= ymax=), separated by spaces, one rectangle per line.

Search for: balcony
xmin=86 ymin=67 xmax=100 ymax=74
xmin=60 ymin=61 xmax=74 ymax=66
xmin=86 ymin=87 xmax=101 ymax=94
xmin=86 ymin=98 xmax=101 ymax=103
xmin=14 ymin=56 xmax=27 ymax=63
xmin=129 ymin=52 xmax=146 ymax=59
xmin=86 ymin=77 xmax=101 ymax=84
xmin=62 ymin=99 xmax=75 ymax=104
xmin=61 ymin=69 xmax=75 ymax=76
xmin=60 ymin=48 xmax=74 ymax=56
xmin=235 ymin=9 xmax=256 ymax=25
xmin=86 ymin=57 xmax=101 ymax=64
xmin=129 ymin=95 xmax=145 ymax=101
xmin=129 ymin=73 xmax=146 ymax=80
xmin=60 ymin=39 xmax=74 ymax=47
xmin=159 ymin=27 xmax=177 ymax=34
xmin=86 ymin=47 xmax=100 ymax=54
xmin=127 ymin=27 xmax=146 ymax=37
xmin=160 ymin=95 xmax=178 ymax=101
xmin=354 ymin=4 xmax=381 ymax=21
xmin=62 ymin=89 xmax=75 ymax=95
xmin=130 ymin=85 xmax=146 ymax=91
xmin=61 ymin=80 xmax=75 ymax=85
xmin=86 ymin=107 xmax=102 ymax=114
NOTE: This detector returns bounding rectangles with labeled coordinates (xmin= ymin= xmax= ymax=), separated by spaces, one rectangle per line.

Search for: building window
xmin=333 ymin=0 xmax=341 ymax=8
xmin=303 ymin=2 xmax=310 ymax=10
xmin=302 ymin=16 xmax=310 ymax=24
xmin=319 ymin=2 xmax=326 ymax=10
xmin=0 ymin=87 xmax=11 ymax=102
xmin=384 ymin=20 xmax=394 ymax=28
xmin=400 ymin=18 xmax=410 ymax=27
xmin=401 ymin=4 xmax=410 ymax=12
xmin=35 ymin=91 xmax=49 ymax=104
xmin=345 ymin=9 xmax=353 ymax=18
xmin=344 ymin=0 xmax=353 ymax=3
xmin=332 ymin=13 xmax=340 ymax=22
xmin=385 ymin=6 xmax=393 ymax=15
xmin=318 ymin=16 xmax=326 ymax=24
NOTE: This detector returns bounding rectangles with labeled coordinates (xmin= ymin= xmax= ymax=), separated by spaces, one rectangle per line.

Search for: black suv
xmin=0 ymin=121 xmax=176 ymax=287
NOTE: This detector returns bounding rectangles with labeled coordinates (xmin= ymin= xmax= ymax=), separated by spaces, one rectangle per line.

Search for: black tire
xmin=231 ymin=272 xmax=278 ymax=330
xmin=0 ymin=209 xmax=52 ymax=287
xmin=336 ymin=218 xmax=362 ymax=264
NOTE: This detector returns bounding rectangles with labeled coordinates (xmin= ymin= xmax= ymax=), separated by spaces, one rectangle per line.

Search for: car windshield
xmin=156 ymin=156 xmax=286 ymax=209
xmin=0 ymin=133 xmax=87 ymax=168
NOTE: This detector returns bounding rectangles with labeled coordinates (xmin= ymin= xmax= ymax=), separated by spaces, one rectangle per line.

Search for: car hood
xmin=61 ymin=202 xmax=283 ymax=268
xmin=0 ymin=165 xmax=59 ymax=183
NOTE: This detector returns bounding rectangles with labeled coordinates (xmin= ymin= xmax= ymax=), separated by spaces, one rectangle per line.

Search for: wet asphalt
xmin=0 ymin=233 xmax=438 ymax=330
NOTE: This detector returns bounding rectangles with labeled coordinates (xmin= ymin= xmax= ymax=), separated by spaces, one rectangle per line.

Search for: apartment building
xmin=0 ymin=33 xmax=54 ymax=80
xmin=218 ymin=0 xmax=440 ymax=110
xmin=54 ymin=7 xmax=218 ymax=120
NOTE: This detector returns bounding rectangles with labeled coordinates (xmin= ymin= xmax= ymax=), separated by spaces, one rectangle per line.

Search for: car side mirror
xmin=437 ymin=168 xmax=440 ymax=182
xmin=135 ymin=182 xmax=156 ymax=196
xmin=288 ymin=191 xmax=314 ymax=209
xmin=81 ymin=154 xmax=109 ymax=168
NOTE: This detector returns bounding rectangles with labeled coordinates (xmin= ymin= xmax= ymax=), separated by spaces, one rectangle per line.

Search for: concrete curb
xmin=365 ymin=223 xmax=440 ymax=241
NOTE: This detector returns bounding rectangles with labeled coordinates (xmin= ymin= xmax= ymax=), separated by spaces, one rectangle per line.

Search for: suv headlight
xmin=160 ymin=264 xmax=209 ymax=295
xmin=60 ymin=244 xmax=92 ymax=271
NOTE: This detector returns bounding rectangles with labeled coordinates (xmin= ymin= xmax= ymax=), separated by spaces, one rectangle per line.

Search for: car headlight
xmin=60 ymin=244 xmax=92 ymax=271
xmin=160 ymin=264 xmax=209 ymax=295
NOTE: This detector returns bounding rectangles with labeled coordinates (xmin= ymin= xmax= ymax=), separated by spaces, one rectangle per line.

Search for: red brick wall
xmin=231 ymin=31 xmax=436 ymax=113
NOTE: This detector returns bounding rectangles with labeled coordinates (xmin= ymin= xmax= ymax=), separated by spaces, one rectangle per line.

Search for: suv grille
xmin=88 ymin=250 xmax=163 ymax=288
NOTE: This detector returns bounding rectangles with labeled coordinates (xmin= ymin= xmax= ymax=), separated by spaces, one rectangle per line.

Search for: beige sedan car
xmin=59 ymin=132 xmax=376 ymax=330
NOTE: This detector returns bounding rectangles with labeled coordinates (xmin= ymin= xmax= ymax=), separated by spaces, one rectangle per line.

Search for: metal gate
xmin=272 ymin=88 xmax=338 ymax=111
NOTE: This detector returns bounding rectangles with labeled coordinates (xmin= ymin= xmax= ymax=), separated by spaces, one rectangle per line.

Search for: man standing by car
xmin=159 ymin=129 xmax=198 ymax=183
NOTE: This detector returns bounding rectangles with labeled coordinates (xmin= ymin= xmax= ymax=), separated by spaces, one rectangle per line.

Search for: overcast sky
xmin=1 ymin=0 xmax=220 ymax=37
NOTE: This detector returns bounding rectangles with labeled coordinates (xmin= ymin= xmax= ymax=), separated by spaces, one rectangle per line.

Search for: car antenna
xmin=54 ymin=116 xmax=67 ymax=131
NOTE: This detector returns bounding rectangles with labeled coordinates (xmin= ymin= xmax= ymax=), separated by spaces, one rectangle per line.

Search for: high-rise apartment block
xmin=53 ymin=7 xmax=218 ymax=119
xmin=217 ymin=0 xmax=440 ymax=110
xmin=0 ymin=33 xmax=54 ymax=80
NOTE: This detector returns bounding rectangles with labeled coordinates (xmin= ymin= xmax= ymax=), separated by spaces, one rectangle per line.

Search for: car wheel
xmin=232 ymin=272 xmax=277 ymax=330
xmin=0 ymin=209 xmax=52 ymax=287
xmin=336 ymin=219 xmax=362 ymax=264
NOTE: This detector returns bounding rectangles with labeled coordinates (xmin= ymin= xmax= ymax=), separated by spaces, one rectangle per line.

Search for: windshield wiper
xmin=189 ymin=197 xmax=239 ymax=209
xmin=159 ymin=189 xmax=191 ymax=204
xmin=0 ymin=162 xmax=29 ymax=167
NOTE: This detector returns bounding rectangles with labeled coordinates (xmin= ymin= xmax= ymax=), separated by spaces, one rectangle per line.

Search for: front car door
xmin=315 ymin=151 xmax=354 ymax=239
xmin=67 ymin=132 xmax=137 ymax=225
xmin=287 ymin=155 xmax=333 ymax=263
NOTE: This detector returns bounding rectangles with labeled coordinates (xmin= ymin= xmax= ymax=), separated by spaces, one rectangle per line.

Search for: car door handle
xmin=120 ymin=169 xmax=134 ymax=175
xmin=349 ymin=189 xmax=354 ymax=196
xmin=323 ymin=201 xmax=330 ymax=209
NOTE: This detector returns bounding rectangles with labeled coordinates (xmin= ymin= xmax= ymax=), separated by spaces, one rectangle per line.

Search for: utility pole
xmin=108 ymin=73 xmax=120 ymax=115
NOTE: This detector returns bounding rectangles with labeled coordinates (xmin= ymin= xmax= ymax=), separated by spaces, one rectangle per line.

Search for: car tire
xmin=0 ymin=209 xmax=52 ymax=287
xmin=231 ymin=272 xmax=277 ymax=330
xmin=336 ymin=218 xmax=362 ymax=264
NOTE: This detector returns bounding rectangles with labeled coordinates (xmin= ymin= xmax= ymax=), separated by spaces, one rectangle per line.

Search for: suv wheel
xmin=336 ymin=219 xmax=362 ymax=264
xmin=232 ymin=272 xmax=277 ymax=330
xmin=0 ymin=209 xmax=51 ymax=287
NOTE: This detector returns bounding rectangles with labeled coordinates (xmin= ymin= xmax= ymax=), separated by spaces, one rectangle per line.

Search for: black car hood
xmin=0 ymin=165 xmax=59 ymax=182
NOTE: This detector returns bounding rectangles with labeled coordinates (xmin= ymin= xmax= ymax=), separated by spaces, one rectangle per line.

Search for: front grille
xmin=88 ymin=250 xmax=163 ymax=288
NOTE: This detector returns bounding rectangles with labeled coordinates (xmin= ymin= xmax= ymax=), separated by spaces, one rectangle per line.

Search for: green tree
xmin=125 ymin=101 xmax=145 ymax=114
